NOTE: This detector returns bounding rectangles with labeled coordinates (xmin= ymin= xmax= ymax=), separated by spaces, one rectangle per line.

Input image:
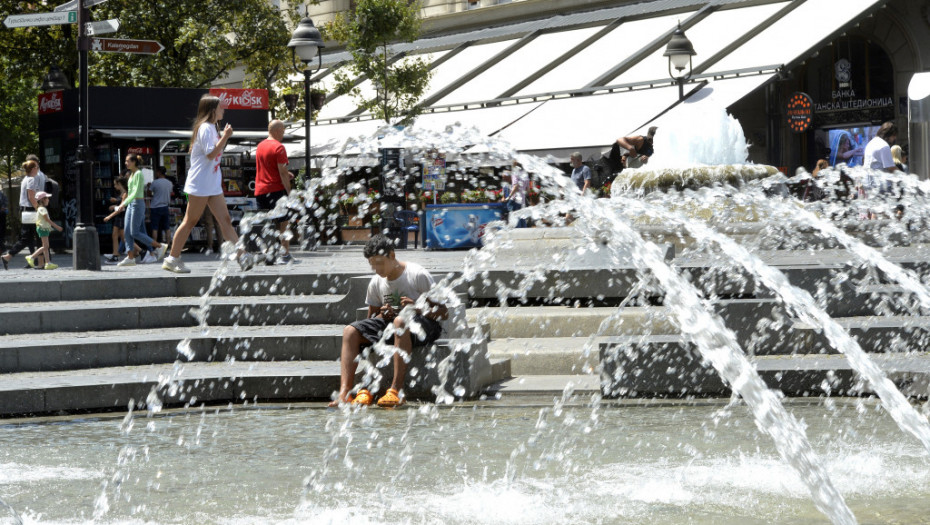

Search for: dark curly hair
xmin=364 ymin=234 xmax=396 ymax=258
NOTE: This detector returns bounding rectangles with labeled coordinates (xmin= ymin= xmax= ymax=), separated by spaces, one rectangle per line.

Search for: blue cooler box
xmin=425 ymin=203 xmax=504 ymax=249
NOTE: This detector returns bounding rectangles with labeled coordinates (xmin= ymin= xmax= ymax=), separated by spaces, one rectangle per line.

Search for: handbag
xmin=21 ymin=211 xmax=37 ymax=224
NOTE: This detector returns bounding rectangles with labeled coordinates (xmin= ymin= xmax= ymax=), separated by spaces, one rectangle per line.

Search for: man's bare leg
xmin=330 ymin=325 xmax=368 ymax=407
xmin=389 ymin=317 xmax=414 ymax=401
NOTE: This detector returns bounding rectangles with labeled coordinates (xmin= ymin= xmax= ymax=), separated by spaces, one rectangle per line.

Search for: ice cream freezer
xmin=425 ymin=203 xmax=505 ymax=249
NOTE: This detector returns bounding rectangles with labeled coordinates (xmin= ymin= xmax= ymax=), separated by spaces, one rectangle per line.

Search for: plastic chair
xmin=394 ymin=210 xmax=420 ymax=249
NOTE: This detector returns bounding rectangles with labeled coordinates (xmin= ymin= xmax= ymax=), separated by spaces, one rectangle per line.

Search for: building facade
xmin=301 ymin=0 xmax=930 ymax=176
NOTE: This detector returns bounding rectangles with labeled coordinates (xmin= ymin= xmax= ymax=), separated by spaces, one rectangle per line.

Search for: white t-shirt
xmin=184 ymin=123 xmax=223 ymax=196
xmin=365 ymin=261 xmax=435 ymax=308
xmin=864 ymin=136 xmax=894 ymax=171
xmin=19 ymin=175 xmax=40 ymax=208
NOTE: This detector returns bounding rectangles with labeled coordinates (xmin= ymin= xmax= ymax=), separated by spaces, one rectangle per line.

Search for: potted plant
xmin=440 ymin=191 xmax=458 ymax=204
xmin=310 ymin=88 xmax=327 ymax=112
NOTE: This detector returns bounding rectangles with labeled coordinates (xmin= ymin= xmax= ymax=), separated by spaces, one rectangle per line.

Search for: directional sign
xmin=54 ymin=0 xmax=108 ymax=12
xmin=86 ymin=19 xmax=119 ymax=36
xmin=3 ymin=11 xmax=76 ymax=28
xmin=90 ymin=38 xmax=164 ymax=55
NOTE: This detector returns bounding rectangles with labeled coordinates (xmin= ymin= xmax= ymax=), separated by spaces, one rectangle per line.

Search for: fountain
xmin=1 ymin=107 xmax=930 ymax=524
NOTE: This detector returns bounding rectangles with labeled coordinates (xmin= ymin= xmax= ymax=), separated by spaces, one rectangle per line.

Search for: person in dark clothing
xmin=615 ymin=126 xmax=657 ymax=169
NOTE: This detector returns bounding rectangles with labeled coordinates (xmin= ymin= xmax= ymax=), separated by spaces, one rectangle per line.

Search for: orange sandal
xmin=377 ymin=388 xmax=402 ymax=408
xmin=351 ymin=389 xmax=373 ymax=406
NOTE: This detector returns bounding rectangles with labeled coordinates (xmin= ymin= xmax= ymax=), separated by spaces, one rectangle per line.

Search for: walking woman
xmin=162 ymin=94 xmax=252 ymax=274
xmin=104 ymin=154 xmax=167 ymax=266
xmin=2 ymin=160 xmax=41 ymax=270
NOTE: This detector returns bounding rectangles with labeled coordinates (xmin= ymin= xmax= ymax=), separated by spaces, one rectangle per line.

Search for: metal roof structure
xmin=303 ymin=0 xmax=889 ymax=160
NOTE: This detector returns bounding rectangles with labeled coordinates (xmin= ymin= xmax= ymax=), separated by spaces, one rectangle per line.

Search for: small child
xmin=26 ymin=191 xmax=63 ymax=270
xmin=330 ymin=234 xmax=448 ymax=408
xmin=104 ymin=177 xmax=129 ymax=264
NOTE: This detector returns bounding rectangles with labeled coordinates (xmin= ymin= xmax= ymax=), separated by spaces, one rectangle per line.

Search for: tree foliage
xmin=0 ymin=0 xmax=301 ymax=160
xmin=327 ymin=0 xmax=431 ymax=124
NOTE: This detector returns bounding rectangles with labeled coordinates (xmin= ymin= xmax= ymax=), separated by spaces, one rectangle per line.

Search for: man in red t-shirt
xmin=255 ymin=119 xmax=294 ymax=261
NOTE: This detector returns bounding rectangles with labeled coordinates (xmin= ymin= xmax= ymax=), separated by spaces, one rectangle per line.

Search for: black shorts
xmin=350 ymin=315 xmax=443 ymax=348
xmin=256 ymin=190 xmax=289 ymax=225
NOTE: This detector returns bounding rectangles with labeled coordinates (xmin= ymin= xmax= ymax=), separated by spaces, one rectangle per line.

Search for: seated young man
xmin=330 ymin=234 xmax=448 ymax=408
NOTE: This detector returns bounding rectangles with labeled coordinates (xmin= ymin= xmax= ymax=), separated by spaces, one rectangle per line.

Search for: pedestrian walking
xmin=103 ymin=154 xmax=167 ymax=267
xmin=103 ymin=176 xmax=133 ymax=264
xmin=2 ymin=160 xmax=42 ymax=270
xmin=162 ymin=94 xmax=252 ymax=274
xmin=569 ymin=152 xmax=592 ymax=194
xmin=254 ymin=119 xmax=295 ymax=263
xmin=501 ymin=160 xmax=529 ymax=227
xmin=149 ymin=166 xmax=174 ymax=244
xmin=25 ymin=191 xmax=63 ymax=270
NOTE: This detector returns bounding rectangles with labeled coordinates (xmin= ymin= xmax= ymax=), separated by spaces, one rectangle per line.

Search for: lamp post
xmin=664 ymin=23 xmax=696 ymax=101
xmin=74 ymin=0 xmax=100 ymax=270
xmin=287 ymin=18 xmax=325 ymax=180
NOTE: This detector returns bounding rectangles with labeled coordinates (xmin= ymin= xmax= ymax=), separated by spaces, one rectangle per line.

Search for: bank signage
xmin=209 ymin=88 xmax=268 ymax=110
xmin=38 ymin=91 xmax=64 ymax=115
xmin=787 ymin=92 xmax=813 ymax=133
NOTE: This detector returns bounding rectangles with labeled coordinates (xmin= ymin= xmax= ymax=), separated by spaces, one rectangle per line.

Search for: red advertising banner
xmin=38 ymin=91 xmax=64 ymax=115
xmin=127 ymin=146 xmax=154 ymax=155
xmin=209 ymin=88 xmax=269 ymax=110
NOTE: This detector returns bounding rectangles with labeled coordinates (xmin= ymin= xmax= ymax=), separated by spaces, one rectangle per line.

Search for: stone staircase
xmin=0 ymin=271 xmax=502 ymax=416
xmin=468 ymin=263 xmax=930 ymax=400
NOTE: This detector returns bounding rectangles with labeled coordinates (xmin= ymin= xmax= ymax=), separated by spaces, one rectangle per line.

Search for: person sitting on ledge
xmin=330 ymin=234 xmax=448 ymax=408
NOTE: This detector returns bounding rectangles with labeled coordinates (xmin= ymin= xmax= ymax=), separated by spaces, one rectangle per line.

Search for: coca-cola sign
xmin=38 ymin=91 xmax=63 ymax=115
xmin=209 ymin=88 xmax=268 ymax=110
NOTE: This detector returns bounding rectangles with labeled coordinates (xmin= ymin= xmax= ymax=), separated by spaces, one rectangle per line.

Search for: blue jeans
xmin=125 ymin=199 xmax=155 ymax=253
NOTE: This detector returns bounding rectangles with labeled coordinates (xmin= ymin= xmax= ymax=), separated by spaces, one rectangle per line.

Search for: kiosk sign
xmin=787 ymin=92 xmax=813 ymax=134
xmin=38 ymin=91 xmax=64 ymax=115
xmin=209 ymin=88 xmax=268 ymax=110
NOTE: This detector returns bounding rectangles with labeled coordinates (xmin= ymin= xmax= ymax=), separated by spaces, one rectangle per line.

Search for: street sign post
xmin=86 ymin=19 xmax=119 ymax=36
xmin=3 ymin=11 xmax=76 ymax=28
xmin=90 ymin=38 xmax=164 ymax=55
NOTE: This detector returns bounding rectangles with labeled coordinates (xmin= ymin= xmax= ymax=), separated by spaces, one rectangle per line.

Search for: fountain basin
xmin=2 ymin=402 xmax=928 ymax=524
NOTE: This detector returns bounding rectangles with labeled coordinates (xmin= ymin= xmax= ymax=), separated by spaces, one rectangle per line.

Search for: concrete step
xmin=0 ymin=339 xmax=513 ymax=416
xmin=483 ymin=375 xmax=600 ymax=397
xmin=0 ymin=295 xmax=344 ymax=335
xmin=487 ymin=337 xmax=606 ymax=375
xmin=599 ymin=335 xmax=930 ymax=398
xmin=0 ymin=325 xmax=344 ymax=373
xmin=467 ymin=306 xmax=676 ymax=339
xmin=0 ymin=360 xmax=342 ymax=417
xmin=0 ymin=271 xmax=360 ymax=303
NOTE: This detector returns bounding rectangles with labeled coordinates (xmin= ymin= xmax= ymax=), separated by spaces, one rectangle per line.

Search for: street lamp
xmin=664 ymin=23 xmax=696 ymax=101
xmin=41 ymin=66 xmax=71 ymax=92
xmin=287 ymin=18 xmax=325 ymax=179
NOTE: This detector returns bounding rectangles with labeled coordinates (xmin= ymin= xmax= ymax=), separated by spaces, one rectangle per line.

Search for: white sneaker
xmin=155 ymin=244 xmax=168 ymax=260
xmin=162 ymin=256 xmax=190 ymax=274
xmin=117 ymin=256 xmax=136 ymax=267
xmin=141 ymin=252 xmax=157 ymax=264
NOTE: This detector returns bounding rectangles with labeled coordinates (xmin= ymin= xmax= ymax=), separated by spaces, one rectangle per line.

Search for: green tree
xmin=328 ymin=0 xmax=431 ymax=124
xmin=90 ymin=0 xmax=297 ymax=91
xmin=0 ymin=57 xmax=37 ymax=220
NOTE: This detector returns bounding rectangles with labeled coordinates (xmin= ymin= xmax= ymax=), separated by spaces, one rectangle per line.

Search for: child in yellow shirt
xmin=26 ymin=191 xmax=63 ymax=270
